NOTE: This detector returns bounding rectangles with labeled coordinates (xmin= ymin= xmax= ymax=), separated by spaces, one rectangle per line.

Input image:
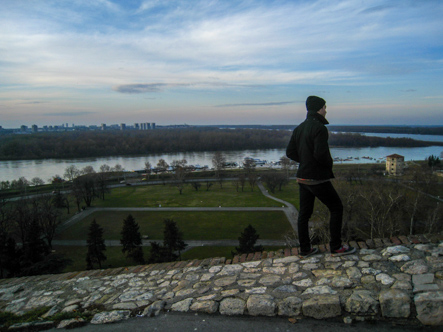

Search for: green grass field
xmin=94 ymin=181 xmax=278 ymax=208
xmin=53 ymin=245 xmax=152 ymax=272
xmin=55 ymin=210 xmax=291 ymax=241
xmin=55 ymin=178 xmax=295 ymax=272
xmin=263 ymin=180 xmax=300 ymax=209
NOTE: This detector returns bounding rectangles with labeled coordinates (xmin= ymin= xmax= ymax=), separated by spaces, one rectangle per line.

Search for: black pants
xmin=298 ymin=181 xmax=343 ymax=252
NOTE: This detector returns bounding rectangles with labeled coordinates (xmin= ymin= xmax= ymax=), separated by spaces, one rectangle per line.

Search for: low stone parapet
xmin=0 ymin=238 xmax=443 ymax=329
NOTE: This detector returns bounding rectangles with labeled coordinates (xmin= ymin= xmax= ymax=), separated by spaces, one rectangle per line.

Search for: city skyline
xmin=1 ymin=0 xmax=442 ymax=127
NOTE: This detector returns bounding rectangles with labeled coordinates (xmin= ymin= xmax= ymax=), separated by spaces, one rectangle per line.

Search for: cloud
xmin=43 ymin=111 xmax=96 ymax=117
xmin=215 ymin=101 xmax=297 ymax=108
xmin=0 ymin=1 xmax=442 ymax=126
xmin=113 ymin=82 xmax=262 ymax=94
xmin=19 ymin=101 xmax=49 ymax=105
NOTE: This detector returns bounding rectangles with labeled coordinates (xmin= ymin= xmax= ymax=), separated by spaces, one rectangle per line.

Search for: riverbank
xmin=1 ymin=234 xmax=442 ymax=330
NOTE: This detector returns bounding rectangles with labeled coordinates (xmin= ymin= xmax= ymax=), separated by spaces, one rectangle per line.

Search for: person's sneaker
xmin=331 ymin=245 xmax=356 ymax=256
xmin=299 ymin=247 xmax=318 ymax=258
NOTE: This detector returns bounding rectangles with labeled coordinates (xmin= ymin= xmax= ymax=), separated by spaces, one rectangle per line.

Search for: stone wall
xmin=0 ymin=234 xmax=443 ymax=330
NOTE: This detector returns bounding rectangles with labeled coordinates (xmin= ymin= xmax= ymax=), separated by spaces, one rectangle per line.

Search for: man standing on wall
xmin=286 ymin=96 xmax=356 ymax=257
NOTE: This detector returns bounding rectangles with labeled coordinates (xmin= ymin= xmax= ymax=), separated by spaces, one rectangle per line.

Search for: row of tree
xmin=1 ymin=128 xmax=441 ymax=161
xmin=0 ymin=196 xmax=71 ymax=278
xmin=284 ymin=163 xmax=442 ymax=248
xmin=0 ymin=128 xmax=291 ymax=160
xmin=86 ymin=215 xmax=188 ymax=269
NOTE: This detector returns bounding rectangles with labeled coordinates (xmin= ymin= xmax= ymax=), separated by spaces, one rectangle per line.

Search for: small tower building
xmin=386 ymin=154 xmax=404 ymax=176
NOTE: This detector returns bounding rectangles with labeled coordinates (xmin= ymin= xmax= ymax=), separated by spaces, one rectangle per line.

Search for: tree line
xmin=0 ymin=128 xmax=290 ymax=160
xmin=86 ymin=215 xmax=187 ymax=270
xmin=329 ymin=132 xmax=441 ymax=148
xmin=284 ymin=162 xmax=442 ymax=248
xmin=1 ymin=128 xmax=441 ymax=161
xmin=328 ymin=125 xmax=443 ymax=136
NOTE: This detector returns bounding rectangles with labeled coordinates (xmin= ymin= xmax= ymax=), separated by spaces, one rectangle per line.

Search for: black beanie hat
xmin=306 ymin=96 xmax=326 ymax=112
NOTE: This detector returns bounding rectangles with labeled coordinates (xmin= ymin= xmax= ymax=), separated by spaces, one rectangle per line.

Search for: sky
xmin=0 ymin=0 xmax=442 ymax=128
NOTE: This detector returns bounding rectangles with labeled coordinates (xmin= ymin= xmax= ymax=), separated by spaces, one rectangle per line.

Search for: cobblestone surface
xmin=1 ymin=236 xmax=443 ymax=329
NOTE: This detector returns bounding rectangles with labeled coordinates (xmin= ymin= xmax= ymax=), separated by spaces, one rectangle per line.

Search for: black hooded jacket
xmin=286 ymin=111 xmax=334 ymax=180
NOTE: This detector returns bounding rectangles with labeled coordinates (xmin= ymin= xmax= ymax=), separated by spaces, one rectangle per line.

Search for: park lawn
xmin=263 ymin=180 xmax=300 ymax=209
xmin=53 ymin=245 xmax=152 ymax=272
xmin=54 ymin=211 xmax=291 ymax=241
xmin=93 ymin=181 xmax=277 ymax=208
xmin=181 ymin=246 xmax=237 ymax=261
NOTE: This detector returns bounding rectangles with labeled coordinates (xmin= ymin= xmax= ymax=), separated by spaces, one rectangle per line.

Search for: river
xmin=1 ymin=133 xmax=442 ymax=183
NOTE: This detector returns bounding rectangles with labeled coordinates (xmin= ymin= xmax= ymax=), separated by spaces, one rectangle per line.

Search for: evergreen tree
xmin=235 ymin=224 xmax=264 ymax=255
xmin=120 ymin=214 xmax=144 ymax=264
xmin=147 ymin=219 xmax=187 ymax=263
xmin=86 ymin=219 xmax=106 ymax=269
xmin=22 ymin=218 xmax=49 ymax=264
xmin=148 ymin=241 xmax=168 ymax=264
xmin=163 ymin=219 xmax=187 ymax=260
xmin=4 ymin=237 xmax=20 ymax=277
xmin=427 ymin=155 xmax=441 ymax=170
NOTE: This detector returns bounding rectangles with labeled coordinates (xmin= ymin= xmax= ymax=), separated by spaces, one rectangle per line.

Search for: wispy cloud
xmin=215 ymin=101 xmax=297 ymax=108
xmin=43 ymin=112 xmax=96 ymax=117
xmin=113 ymin=82 xmax=262 ymax=94
xmin=0 ymin=0 xmax=442 ymax=126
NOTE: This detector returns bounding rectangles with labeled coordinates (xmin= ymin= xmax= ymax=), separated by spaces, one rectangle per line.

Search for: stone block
xmin=259 ymin=274 xmax=282 ymax=286
xmin=379 ymin=289 xmax=410 ymax=318
xmin=90 ymin=310 xmax=131 ymax=324
xmin=171 ymin=298 xmax=193 ymax=312
xmin=345 ymin=290 xmax=379 ymax=315
xmin=415 ymin=291 xmax=443 ymax=325
xmin=190 ymin=300 xmax=219 ymax=314
xmin=278 ymin=296 xmax=302 ymax=317
xmin=302 ymin=295 xmax=341 ymax=319
xmin=142 ymin=300 xmax=166 ymax=317
xmin=219 ymin=298 xmax=246 ymax=315
xmin=413 ymin=273 xmax=434 ymax=285
xmin=401 ymin=260 xmax=429 ymax=275
xmin=413 ymin=284 xmax=439 ymax=293
xmin=214 ymin=276 xmax=237 ymax=287
xmin=246 ymin=294 xmax=276 ymax=316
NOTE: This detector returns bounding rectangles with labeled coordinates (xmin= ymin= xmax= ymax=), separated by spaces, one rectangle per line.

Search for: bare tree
xmin=247 ymin=173 xmax=258 ymax=192
xmin=33 ymin=196 xmax=61 ymax=249
xmin=72 ymin=175 xmax=98 ymax=208
xmin=358 ymin=183 xmax=405 ymax=239
xmin=261 ymin=171 xmax=288 ymax=194
xmin=243 ymin=158 xmax=256 ymax=174
xmin=157 ymin=159 xmax=169 ymax=184
xmin=191 ymin=182 xmax=201 ymax=191
xmin=238 ymin=173 xmax=246 ymax=192
xmin=99 ymin=164 xmax=111 ymax=173
xmin=64 ymin=165 xmax=80 ymax=182
xmin=30 ymin=177 xmax=44 ymax=186
xmin=171 ymin=159 xmax=188 ymax=195
xmin=144 ymin=161 xmax=152 ymax=180
xmin=112 ymin=164 xmax=124 ymax=182
xmin=280 ymin=155 xmax=296 ymax=178
xmin=81 ymin=165 xmax=96 ymax=175
xmin=212 ymin=152 xmax=226 ymax=188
